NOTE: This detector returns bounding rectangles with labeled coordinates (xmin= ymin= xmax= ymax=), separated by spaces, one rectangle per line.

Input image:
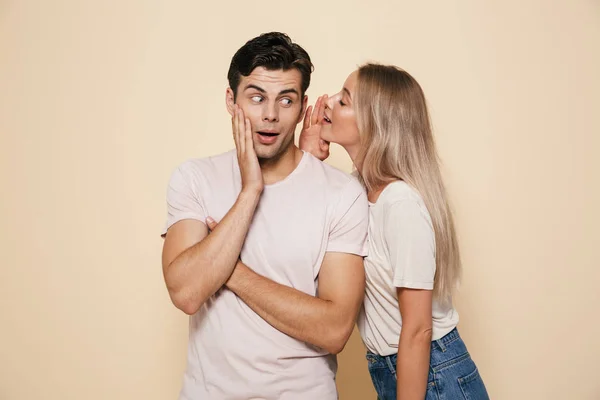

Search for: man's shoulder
xmin=304 ymin=153 xmax=363 ymax=193
xmin=172 ymin=149 xmax=236 ymax=177
xmin=300 ymin=155 xmax=367 ymax=217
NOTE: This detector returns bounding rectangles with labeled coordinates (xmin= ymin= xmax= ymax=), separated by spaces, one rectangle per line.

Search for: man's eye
xmin=281 ymin=98 xmax=292 ymax=106
xmin=251 ymin=96 xmax=263 ymax=103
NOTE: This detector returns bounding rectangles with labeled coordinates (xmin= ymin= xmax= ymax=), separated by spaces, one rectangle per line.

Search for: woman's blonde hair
xmin=355 ymin=63 xmax=461 ymax=302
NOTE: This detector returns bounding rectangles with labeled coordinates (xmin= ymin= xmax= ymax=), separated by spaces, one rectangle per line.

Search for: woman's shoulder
xmin=380 ymin=180 xmax=424 ymax=206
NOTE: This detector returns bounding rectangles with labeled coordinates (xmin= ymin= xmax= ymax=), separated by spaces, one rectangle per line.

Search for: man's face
xmin=227 ymin=67 xmax=307 ymax=160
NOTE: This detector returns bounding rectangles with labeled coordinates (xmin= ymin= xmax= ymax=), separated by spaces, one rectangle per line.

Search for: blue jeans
xmin=366 ymin=328 xmax=489 ymax=400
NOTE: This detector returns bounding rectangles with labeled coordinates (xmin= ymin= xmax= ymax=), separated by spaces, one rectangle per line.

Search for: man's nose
xmin=263 ymin=102 xmax=279 ymax=122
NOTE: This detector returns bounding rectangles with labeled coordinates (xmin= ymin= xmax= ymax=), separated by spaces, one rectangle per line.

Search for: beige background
xmin=1 ymin=1 xmax=599 ymax=399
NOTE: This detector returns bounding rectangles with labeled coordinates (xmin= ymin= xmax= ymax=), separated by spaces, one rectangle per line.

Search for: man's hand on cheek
xmin=231 ymin=105 xmax=263 ymax=195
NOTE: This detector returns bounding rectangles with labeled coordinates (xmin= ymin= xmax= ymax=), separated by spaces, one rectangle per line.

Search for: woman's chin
xmin=321 ymin=133 xmax=341 ymax=146
xmin=319 ymin=129 xmax=333 ymax=144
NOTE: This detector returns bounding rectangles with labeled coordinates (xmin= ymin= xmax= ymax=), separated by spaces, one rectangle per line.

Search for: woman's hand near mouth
xmin=300 ymin=95 xmax=330 ymax=161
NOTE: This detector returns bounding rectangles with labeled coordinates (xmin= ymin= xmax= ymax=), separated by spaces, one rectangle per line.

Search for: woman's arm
xmin=396 ymin=287 xmax=433 ymax=400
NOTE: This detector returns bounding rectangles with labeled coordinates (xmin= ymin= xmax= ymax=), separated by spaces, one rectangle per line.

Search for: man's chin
xmin=255 ymin=143 xmax=295 ymax=162
xmin=254 ymin=144 xmax=278 ymax=160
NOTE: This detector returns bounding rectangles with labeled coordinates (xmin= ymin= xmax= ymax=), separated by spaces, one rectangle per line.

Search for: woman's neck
xmin=343 ymin=143 xmax=384 ymax=203
xmin=344 ymin=142 xmax=362 ymax=174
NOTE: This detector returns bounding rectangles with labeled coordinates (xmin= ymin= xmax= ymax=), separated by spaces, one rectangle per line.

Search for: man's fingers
xmin=206 ymin=217 xmax=218 ymax=231
xmin=233 ymin=105 xmax=240 ymax=154
xmin=245 ymin=118 xmax=254 ymax=155
xmin=238 ymin=107 xmax=246 ymax=154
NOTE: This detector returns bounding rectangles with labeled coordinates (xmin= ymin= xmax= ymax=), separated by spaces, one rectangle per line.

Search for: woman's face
xmin=320 ymin=70 xmax=360 ymax=149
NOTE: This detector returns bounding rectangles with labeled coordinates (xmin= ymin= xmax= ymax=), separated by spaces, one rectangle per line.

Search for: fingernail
xmin=206 ymin=217 xmax=214 ymax=224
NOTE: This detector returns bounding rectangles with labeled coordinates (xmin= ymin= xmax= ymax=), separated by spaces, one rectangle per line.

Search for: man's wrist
xmin=240 ymin=185 xmax=263 ymax=200
xmin=226 ymin=260 xmax=248 ymax=291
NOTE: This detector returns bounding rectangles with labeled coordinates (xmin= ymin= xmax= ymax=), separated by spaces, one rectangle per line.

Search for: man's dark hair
xmin=227 ymin=32 xmax=314 ymax=100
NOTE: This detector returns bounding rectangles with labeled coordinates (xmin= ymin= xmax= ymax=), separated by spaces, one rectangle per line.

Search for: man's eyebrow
xmin=243 ymin=84 xmax=266 ymax=93
xmin=243 ymin=85 xmax=299 ymax=97
xmin=279 ymin=88 xmax=299 ymax=96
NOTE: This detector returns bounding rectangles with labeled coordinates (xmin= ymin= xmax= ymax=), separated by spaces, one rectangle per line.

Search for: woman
xmin=300 ymin=64 xmax=489 ymax=400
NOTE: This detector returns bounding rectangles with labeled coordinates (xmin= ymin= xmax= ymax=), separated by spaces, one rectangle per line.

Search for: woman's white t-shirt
xmin=357 ymin=181 xmax=459 ymax=356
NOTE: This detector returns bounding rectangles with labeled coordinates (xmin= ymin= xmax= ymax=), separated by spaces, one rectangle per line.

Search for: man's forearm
xmin=165 ymin=189 xmax=261 ymax=314
xmin=225 ymin=262 xmax=355 ymax=354
xmin=396 ymin=328 xmax=431 ymax=400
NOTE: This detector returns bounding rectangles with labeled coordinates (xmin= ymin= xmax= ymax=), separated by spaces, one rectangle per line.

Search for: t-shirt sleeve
xmin=385 ymin=200 xmax=436 ymax=290
xmin=326 ymin=180 xmax=369 ymax=257
xmin=161 ymin=162 xmax=207 ymax=237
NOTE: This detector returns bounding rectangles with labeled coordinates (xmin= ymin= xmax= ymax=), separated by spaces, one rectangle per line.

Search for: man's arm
xmin=221 ymin=177 xmax=368 ymax=353
xmin=218 ymin=240 xmax=365 ymax=354
xmin=162 ymin=190 xmax=260 ymax=315
xmin=162 ymin=107 xmax=263 ymax=315
xmin=204 ymin=170 xmax=367 ymax=352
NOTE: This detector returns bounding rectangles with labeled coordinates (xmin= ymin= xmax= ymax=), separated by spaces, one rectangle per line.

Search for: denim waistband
xmin=431 ymin=327 xmax=460 ymax=352
xmin=367 ymin=327 xmax=461 ymax=358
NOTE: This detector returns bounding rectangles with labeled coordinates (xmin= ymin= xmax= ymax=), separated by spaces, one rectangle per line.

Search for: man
xmin=161 ymin=32 xmax=368 ymax=399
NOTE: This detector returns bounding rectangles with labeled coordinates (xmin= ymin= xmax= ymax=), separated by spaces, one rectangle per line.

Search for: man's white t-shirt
xmin=357 ymin=181 xmax=459 ymax=356
xmin=162 ymin=150 xmax=369 ymax=400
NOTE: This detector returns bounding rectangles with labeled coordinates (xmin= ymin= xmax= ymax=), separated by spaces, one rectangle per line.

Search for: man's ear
xmin=226 ymin=88 xmax=235 ymax=116
xmin=297 ymin=94 xmax=308 ymax=124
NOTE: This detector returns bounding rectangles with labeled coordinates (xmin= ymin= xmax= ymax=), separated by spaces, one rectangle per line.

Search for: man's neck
xmin=259 ymin=145 xmax=304 ymax=186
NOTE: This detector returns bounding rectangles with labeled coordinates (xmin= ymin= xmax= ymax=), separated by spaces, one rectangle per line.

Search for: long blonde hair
xmin=355 ymin=63 xmax=461 ymax=302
